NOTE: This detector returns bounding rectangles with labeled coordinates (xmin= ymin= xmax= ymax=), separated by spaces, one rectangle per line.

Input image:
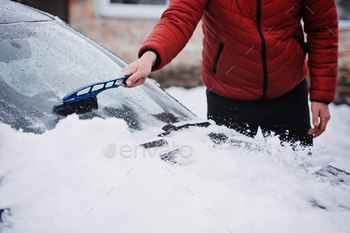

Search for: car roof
xmin=0 ymin=0 xmax=54 ymax=25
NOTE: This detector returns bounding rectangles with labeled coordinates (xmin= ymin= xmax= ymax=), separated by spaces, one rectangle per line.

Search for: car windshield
xmin=0 ymin=20 xmax=196 ymax=133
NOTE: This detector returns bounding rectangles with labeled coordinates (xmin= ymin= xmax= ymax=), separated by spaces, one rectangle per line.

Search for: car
xmin=0 ymin=0 xmax=200 ymax=135
xmin=0 ymin=0 xmax=213 ymax=224
xmin=0 ymin=0 xmax=223 ymax=224
xmin=1 ymin=1 xmax=350 ymax=231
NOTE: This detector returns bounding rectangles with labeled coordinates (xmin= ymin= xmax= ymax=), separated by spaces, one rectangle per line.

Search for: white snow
xmin=0 ymin=86 xmax=350 ymax=233
xmin=166 ymin=86 xmax=350 ymax=171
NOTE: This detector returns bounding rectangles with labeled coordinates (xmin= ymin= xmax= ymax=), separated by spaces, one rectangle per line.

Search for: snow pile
xmin=166 ymin=86 xmax=350 ymax=171
xmin=0 ymin=86 xmax=349 ymax=233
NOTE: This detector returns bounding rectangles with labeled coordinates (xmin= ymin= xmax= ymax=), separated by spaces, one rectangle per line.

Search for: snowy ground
xmin=166 ymin=86 xmax=350 ymax=172
xmin=0 ymin=86 xmax=350 ymax=233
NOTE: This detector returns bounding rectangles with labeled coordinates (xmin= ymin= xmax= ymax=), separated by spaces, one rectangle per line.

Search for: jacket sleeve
xmin=302 ymin=0 xmax=338 ymax=103
xmin=138 ymin=0 xmax=208 ymax=71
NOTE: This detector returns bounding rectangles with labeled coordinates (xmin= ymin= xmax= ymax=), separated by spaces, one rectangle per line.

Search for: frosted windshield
xmin=0 ymin=21 xmax=196 ymax=133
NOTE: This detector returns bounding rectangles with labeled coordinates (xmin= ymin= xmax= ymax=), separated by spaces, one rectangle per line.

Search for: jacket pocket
xmin=293 ymin=34 xmax=308 ymax=55
xmin=213 ymin=42 xmax=224 ymax=74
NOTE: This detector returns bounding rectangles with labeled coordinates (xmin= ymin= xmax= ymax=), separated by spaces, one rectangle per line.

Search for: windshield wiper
xmin=158 ymin=122 xmax=210 ymax=137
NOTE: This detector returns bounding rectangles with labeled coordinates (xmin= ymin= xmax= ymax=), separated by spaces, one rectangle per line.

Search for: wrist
xmin=139 ymin=49 xmax=161 ymax=70
xmin=141 ymin=51 xmax=157 ymax=67
xmin=310 ymin=99 xmax=330 ymax=105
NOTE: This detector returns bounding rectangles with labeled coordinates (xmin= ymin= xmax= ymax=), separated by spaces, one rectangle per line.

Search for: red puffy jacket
xmin=139 ymin=0 xmax=338 ymax=102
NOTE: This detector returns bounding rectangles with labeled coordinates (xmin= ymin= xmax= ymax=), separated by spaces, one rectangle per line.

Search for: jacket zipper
xmin=256 ymin=0 xmax=268 ymax=99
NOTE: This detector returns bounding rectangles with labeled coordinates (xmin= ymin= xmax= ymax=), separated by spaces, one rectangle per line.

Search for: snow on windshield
xmin=0 ymin=21 xmax=196 ymax=133
xmin=0 ymin=87 xmax=349 ymax=233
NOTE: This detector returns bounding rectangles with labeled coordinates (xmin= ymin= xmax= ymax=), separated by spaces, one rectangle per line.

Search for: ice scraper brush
xmin=62 ymin=75 xmax=130 ymax=104
xmin=53 ymin=76 xmax=129 ymax=116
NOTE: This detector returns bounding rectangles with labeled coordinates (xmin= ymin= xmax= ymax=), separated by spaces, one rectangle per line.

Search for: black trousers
xmin=207 ymin=79 xmax=313 ymax=147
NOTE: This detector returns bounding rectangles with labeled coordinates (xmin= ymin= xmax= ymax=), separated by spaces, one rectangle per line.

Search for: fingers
xmin=123 ymin=70 xmax=148 ymax=87
xmin=308 ymin=127 xmax=318 ymax=136
xmin=126 ymin=76 xmax=147 ymax=88
xmin=308 ymin=116 xmax=328 ymax=138
xmin=315 ymin=113 xmax=330 ymax=138
xmin=308 ymin=102 xmax=330 ymax=138
xmin=120 ymin=51 xmax=156 ymax=88
xmin=308 ymin=106 xmax=321 ymax=137
xmin=312 ymin=109 xmax=320 ymax=128
xmin=120 ymin=62 xmax=149 ymax=88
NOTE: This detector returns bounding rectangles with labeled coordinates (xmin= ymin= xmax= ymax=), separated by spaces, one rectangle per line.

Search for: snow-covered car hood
xmin=0 ymin=115 xmax=350 ymax=233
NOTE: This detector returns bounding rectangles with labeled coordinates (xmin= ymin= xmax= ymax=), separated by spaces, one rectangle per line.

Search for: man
xmin=121 ymin=0 xmax=338 ymax=147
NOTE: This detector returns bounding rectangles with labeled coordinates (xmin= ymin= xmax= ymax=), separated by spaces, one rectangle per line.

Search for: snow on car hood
xmin=0 ymin=114 xmax=349 ymax=233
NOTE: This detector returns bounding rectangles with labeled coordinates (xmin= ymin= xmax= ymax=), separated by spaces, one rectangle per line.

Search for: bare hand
xmin=121 ymin=51 xmax=157 ymax=88
xmin=308 ymin=102 xmax=330 ymax=138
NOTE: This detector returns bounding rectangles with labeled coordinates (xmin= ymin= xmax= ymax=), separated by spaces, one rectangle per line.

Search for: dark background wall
xmin=11 ymin=0 xmax=69 ymax=23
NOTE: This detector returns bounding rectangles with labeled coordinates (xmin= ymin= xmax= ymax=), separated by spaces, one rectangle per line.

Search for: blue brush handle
xmin=62 ymin=76 xmax=130 ymax=104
